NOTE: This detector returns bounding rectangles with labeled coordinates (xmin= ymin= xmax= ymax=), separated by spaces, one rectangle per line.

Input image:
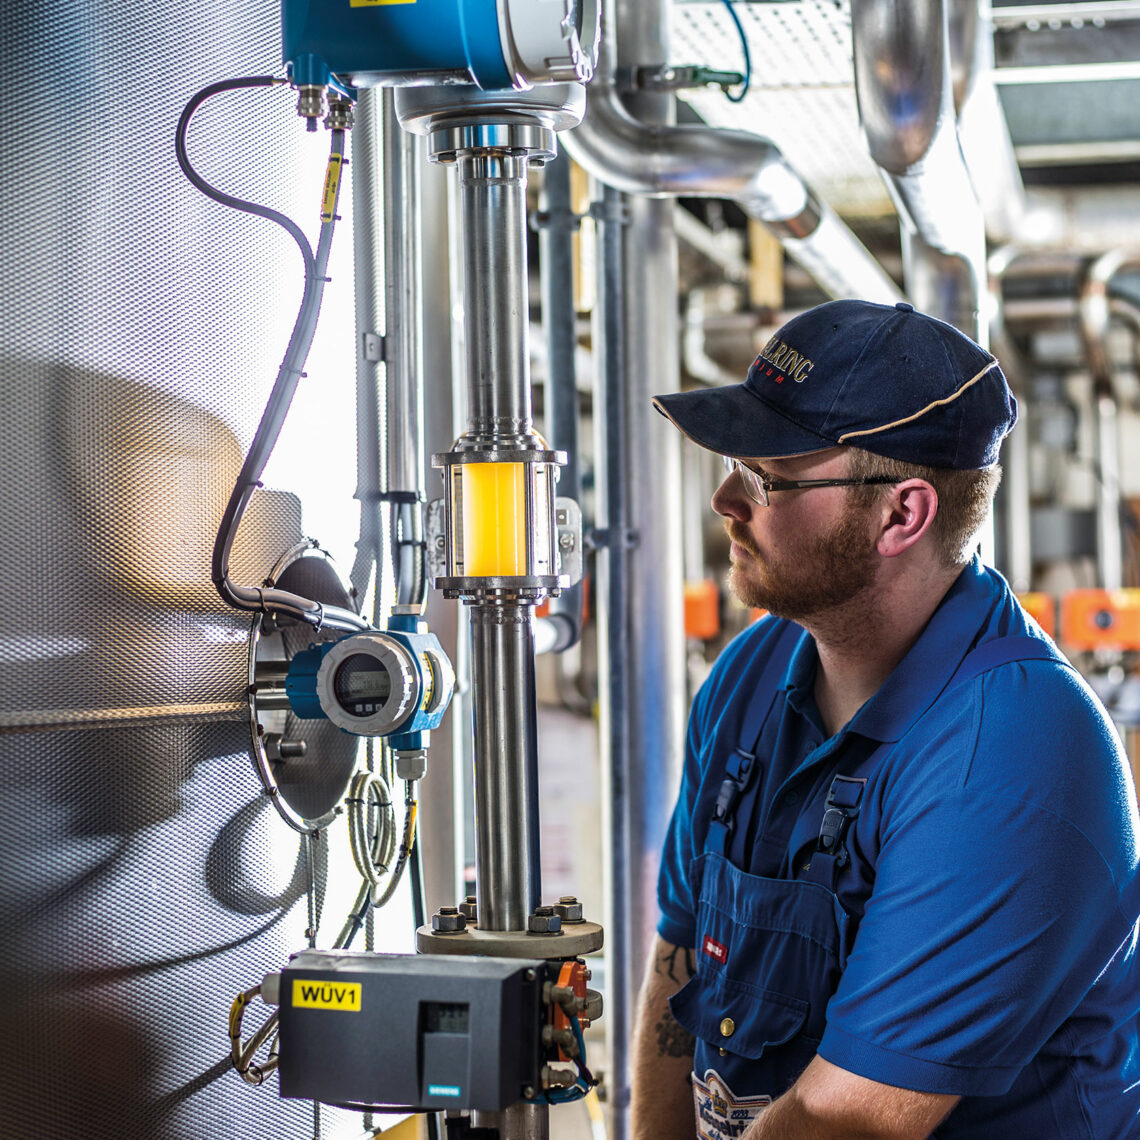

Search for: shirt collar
xmin=845 ymin=557 xmax=991 ymax=743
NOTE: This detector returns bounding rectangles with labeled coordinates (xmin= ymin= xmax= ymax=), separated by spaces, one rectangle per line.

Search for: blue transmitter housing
xmin=281 ymin=0 xmax=511 ymax=91
xmin=286 ymin=615 xmax=454 ymax=752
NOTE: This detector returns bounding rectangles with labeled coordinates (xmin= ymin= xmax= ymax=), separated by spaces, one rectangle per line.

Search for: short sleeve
xmin=656 ymin=680 xmax=711 ymax=948
xmin=820 ymin=664 xmax=1139 ymax=1096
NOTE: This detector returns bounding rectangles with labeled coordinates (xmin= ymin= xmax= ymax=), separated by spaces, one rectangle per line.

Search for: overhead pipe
xmin=852 ymin=0 xmax=986 ymax=335
xmin=953 ymin=0 xmax=1026 ymax=245
xmin=561 ymin=2 xmax=902 ymax=305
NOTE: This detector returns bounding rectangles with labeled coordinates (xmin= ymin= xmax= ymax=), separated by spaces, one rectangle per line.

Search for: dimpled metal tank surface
xmin=0 ymin=2 xmax=362 ymax=1137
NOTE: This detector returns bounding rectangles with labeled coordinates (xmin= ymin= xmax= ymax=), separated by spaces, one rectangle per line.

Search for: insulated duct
xmin=562 ymin=1 xmax=902 ymax=305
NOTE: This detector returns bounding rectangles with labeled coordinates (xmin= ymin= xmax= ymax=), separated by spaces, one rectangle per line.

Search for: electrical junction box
xmin=274 ymin=950 xmax=546 ymax=1111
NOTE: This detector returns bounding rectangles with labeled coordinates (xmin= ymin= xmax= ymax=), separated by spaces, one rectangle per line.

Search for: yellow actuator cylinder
xmin=461 ymin=462 xmax=527 ymax=576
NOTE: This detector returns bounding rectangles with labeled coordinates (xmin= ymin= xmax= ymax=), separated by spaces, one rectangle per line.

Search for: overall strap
xmin=804 ymin=635 xmax=1070 ymax=891
xmin=706 ymin=621 xmax=803 ymax=857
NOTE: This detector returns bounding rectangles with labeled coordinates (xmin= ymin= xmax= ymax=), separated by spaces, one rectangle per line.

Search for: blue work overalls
xmin=669 ymin=623 xmax=1064 ymax=1111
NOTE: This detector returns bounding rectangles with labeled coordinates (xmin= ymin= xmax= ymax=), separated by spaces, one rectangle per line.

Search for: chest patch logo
xmin=693 ymin=1068 xmax=773 ymax=1140
xmin=702 ymin=935 xmax=728 ymax=964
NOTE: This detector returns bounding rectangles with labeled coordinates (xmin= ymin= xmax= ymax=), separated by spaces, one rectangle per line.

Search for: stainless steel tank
xmin=0 ymin=2 xmax=366 ymax=1135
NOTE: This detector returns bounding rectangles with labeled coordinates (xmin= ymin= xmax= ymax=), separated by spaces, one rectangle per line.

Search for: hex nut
xmin=432 ymin=907 xmax=467 ymax=934
xmin=458 ymin=896 xmax=478 ymax=922
xmin=527 ymin=908 xmax=563 ymax=935
xmin=553 ymin=897 xmax=584 ymax=923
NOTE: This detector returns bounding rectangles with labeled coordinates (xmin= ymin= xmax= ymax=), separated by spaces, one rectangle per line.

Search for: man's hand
xmin=744 ymin=1056 xmax=960 ymax=1140
xmin=631 ymin=936 xmax=698 ymax=1140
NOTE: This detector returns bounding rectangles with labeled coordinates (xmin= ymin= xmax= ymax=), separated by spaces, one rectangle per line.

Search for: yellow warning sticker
xmin=350 ymin=0 xmax=417 ymax=7
xmin=292 ymin=978 xmax=363 ymax=1012
xmin=321 ymin=153 xmax=344 ymax=223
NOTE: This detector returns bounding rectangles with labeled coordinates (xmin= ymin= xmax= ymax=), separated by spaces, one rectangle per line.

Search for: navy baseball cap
xmin=653 ymin=300 xmax=1017 ymax=470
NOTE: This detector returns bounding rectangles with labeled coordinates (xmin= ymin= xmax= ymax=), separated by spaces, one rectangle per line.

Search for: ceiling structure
xmin=671 ymin=0 xmax=1140 ymax=253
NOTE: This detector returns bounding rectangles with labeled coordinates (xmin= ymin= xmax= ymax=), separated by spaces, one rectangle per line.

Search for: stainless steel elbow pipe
xmin=562 ymin=40 xmax=902 ymax=304
xmin=852 ymin=0 xmax=987 ymax=333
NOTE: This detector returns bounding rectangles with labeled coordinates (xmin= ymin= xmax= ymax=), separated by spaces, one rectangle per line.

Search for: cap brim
xmin=652 ymin=384 xmax=834 ymax=460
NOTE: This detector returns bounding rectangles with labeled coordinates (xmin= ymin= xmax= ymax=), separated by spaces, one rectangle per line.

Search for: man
xmin=640 ymin=299 xmax=1140 ymax=1139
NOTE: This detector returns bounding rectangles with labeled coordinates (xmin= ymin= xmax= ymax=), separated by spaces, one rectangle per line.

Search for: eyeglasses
xmin=721 ymin=456 xmax=898 ymax=507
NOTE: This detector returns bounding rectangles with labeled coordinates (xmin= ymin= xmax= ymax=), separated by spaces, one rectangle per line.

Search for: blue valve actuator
xmin=281 ymin=0 xmax=511 ymax=92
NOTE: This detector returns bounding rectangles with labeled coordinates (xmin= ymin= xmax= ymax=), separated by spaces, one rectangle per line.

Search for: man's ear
xmin=876 ymin=479 xmax=938 ymax=558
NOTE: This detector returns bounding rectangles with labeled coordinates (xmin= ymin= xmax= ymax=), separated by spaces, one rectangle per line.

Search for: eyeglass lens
xmin=722 ymin=455 xmax=768 ymax=506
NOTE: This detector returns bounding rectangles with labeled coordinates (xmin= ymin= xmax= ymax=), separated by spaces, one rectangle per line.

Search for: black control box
xmin=277 ymin=950 xmax=547 ymax=1111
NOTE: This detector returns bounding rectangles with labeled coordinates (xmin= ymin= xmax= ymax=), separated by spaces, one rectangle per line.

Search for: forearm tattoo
xmin=651 ymin=945 xmax=696 ymax=1059
xmin=655 ymin=1006 xmax=696 ymax=1059
xmin=655 ymin=943 xmax=696 ymax=986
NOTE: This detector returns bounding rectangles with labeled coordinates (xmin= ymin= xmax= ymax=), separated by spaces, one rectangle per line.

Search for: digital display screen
xmin=333 ymin=654 xmax=392 ymax=716
xmin=423 ymin=1001 xmax=470 ymax=1035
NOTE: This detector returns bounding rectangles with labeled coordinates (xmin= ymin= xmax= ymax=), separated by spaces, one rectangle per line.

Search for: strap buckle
xmin=813 ymin=775 xmax=866 ymax=868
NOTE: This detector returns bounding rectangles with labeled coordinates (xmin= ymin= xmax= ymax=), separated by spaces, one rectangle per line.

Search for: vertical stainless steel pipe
xmin=1079 ymin=251 xmax=1132 ymax=591
xmin=351 ymin=90 xmax=386 ymax=604
xmin=469 ymin=602 xmax=542 ymax=931
xmin=382 ymin=93 xmax=428 ymax=607
xmin=384 ymin=92 xmax=426 ymax=497
xmin=593 ymin=180 xmax=633 ymax=1140
xmin=458 ymin=151 xmax=533 ymax=445
xmin=454 ymin=146 xmax=544 ymax=932
xmin=538 ymin=152 xmax=584 ymax=652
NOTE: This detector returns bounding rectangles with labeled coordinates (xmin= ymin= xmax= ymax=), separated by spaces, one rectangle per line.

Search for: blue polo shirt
xmin=659 ymin=558 xmax=1140 ymax=1137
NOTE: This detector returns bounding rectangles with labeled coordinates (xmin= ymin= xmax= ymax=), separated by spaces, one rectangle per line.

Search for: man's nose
xmin=712 ymin=472 xmax=751 ymax=521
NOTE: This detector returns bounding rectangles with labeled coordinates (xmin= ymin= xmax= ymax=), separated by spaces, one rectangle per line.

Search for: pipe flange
xmin=433 ymin=448 xmax=567 ymax=466
xmin=395 ymin=83 xmax=585 ymax=147
xmin=430 ymin=123 xmax=557 ymax=165
xmin=416 ymin=920 xmax=603 ymax=959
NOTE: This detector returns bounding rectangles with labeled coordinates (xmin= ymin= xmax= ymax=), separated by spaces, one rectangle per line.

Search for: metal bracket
xmin=586 ymin=526 xmax=639 ymax=552
xmin=585 ymin=198 xmax=631 ymax=226
xmin=554 ymin=497 xmax=583 ymax=586
xmin=530 ymin=208 xmax=585 ymax=233
xmin=426 ymin=497 xmax=448 ymax=582
xmin=613 ymin=63 xmax=744 ymax=94
xmin=363 ymin=331 xmax=385 ymax=363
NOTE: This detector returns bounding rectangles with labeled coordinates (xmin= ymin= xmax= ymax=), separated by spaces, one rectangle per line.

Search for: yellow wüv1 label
xmin=292 ymin=978 xmax=363 ymax=1012
xmin=321 ymin=153 xmax=344 ymax=223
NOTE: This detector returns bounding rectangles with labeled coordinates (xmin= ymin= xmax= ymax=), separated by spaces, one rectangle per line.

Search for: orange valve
xmin=1017 ymin=592 xmax=1057 ymax=640
xmin=684 ymin=579 xmax=721 ymax=641
xmin=1060 ymin=589 xmax=1140 ymax=651
xmin=551 ymin=959 xmax=591 ymax=1063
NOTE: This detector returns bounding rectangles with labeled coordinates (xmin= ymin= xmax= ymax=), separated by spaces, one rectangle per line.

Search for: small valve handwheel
xmin=316 ymin=633 xmax=419 ymax=736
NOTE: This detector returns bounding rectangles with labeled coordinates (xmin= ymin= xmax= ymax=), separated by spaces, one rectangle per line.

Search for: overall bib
xmin=669 ymin=626 xmax=1064 ymax=1140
